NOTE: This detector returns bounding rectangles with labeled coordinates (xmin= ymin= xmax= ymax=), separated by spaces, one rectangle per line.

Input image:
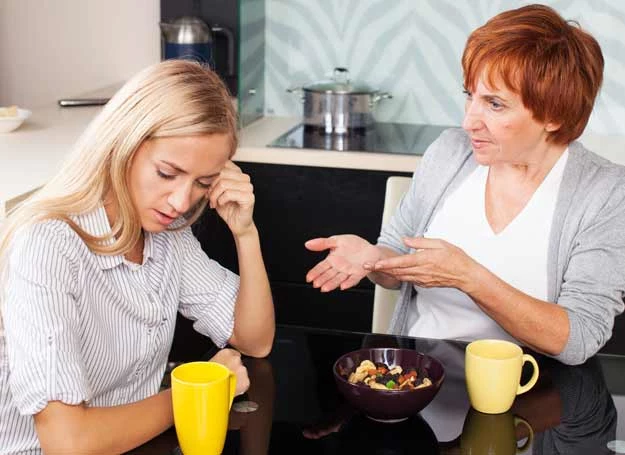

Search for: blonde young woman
xmin=0 ymin=60 xmax=274 ymax=454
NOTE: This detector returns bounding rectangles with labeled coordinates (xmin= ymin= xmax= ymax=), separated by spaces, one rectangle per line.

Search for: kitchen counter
xmin=0 ymin=83 xmax=119 ymax=218
xmin=2 ymin=85 xmax=625 ymax=217
xmin=236 ymin=116 xmax=421 ymax=172
xmin=0 ymin=103 xmax=103 ymax=217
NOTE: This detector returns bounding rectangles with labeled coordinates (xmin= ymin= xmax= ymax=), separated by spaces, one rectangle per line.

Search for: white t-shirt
xmin=407 ymin=150 xmax=569 ymax=341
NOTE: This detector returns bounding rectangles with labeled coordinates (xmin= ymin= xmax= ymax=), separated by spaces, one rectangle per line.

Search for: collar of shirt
xmin=73 ymin=204 xmax=156 ymax=271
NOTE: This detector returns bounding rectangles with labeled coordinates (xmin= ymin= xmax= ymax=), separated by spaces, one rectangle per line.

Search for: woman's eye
xmin=195 ymin=180 xmax=211 ymax=189
xmin=463 ymin=89 xmax=472 ymax=99
xmin=489 ymin=100 xmax=504 ymax=110
xmin=156 ymin=169 xmax=175 ymax=180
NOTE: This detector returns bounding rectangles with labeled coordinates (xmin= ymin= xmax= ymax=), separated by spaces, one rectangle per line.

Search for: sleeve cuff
xmin=17 ymin=391 xmax=90 ymax=416
xmin=192 ymin=270 xmax=240 ymax=348
xmin=552 ymin=310 xmax=597 ymax=366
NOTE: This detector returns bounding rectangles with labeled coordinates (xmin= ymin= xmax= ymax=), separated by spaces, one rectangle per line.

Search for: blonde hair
xmin=0 ymin=60 xmax=237 ymax=287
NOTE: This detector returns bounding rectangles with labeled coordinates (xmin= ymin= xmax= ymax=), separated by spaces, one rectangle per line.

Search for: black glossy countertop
xmin=129 ymin=325 xmax=625 ymax=455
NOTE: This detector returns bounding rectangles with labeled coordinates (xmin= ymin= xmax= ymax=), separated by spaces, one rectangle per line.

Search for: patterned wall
xmin=260 ymin=0 xmax=625 ymax=135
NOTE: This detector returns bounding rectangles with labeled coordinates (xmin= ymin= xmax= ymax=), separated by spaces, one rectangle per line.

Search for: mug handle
xmin=516 ymin=354 xmax=539 ymax=395
xmin=228 ymin=373 xmax=237 ymax=410
xmin=514 ymin=416 xmax=534 ymax=453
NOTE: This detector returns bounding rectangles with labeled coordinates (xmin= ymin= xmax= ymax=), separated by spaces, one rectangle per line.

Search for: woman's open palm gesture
xmin=305 ymin=234 xmax=382 ymax=292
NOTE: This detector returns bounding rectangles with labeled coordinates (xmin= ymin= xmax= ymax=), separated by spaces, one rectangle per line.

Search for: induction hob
xmin=268 ymin=122 xmax=452 ymax=156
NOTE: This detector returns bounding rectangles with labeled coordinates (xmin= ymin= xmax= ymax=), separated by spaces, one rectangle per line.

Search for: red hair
xmin=462 ymin=4 xmax=603 ymax=145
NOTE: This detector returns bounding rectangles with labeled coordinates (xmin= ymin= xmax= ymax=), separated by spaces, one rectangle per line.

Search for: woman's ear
xmin=545 ymin=121 xmax=561 ymax=133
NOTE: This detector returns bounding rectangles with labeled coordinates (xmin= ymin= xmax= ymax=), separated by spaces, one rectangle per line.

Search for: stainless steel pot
xmin=287 ymin=67 xmax=392 ymax=134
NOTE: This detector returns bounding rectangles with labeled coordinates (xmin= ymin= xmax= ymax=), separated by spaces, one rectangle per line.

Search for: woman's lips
xmin=471 ymin=138 xmax=490 ymax=149
xmin=154 ymin=209 xmax=176 ymax=226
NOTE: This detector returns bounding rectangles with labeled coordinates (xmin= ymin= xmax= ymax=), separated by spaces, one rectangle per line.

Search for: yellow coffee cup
xmin=171 ymin=361 xmax=237 ymax=455
xmin=465 ymin=339 xmax=539 ymax=414
xmin=461 ymin=408 xmax=534 ymax=454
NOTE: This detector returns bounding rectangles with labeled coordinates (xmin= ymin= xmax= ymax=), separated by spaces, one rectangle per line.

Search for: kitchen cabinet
xmin=195 ymin=161 xmax=412 ymax=325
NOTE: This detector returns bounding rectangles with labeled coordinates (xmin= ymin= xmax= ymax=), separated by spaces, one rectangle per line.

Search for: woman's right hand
xmin=210 ymin=348 xmax=250 ymax=396
xmin=304 ymin=235 xmax=381 ymax=292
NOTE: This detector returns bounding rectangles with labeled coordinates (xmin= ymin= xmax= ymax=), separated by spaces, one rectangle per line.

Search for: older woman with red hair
xmin=306 ymin=4 xmax=625 ymax=365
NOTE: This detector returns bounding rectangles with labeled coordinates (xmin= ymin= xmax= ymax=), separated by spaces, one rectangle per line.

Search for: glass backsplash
xmin=239 ymin=0 xmax=625 ymax=136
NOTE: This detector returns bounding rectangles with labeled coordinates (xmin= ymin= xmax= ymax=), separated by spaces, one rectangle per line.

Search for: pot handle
xmin=370 ymin=92 xmax=393 ymax=108
xmin=333 ymin=67 xmax=350 ymax=83
xmin=286 ymin=87 xmax=305 ymax=103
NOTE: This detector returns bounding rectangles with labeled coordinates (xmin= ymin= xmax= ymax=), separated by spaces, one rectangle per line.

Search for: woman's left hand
xmin=366 ymin=237 xmax=477 ymax=291
xmin=208 ymin=161 xmax=255 ymax=237
xmin=209 ymin=348 xmax=250 ymax=396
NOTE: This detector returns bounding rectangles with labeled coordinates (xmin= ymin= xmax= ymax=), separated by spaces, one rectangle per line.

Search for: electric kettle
xmin=159 ymin=16 xmax=235 ymax=76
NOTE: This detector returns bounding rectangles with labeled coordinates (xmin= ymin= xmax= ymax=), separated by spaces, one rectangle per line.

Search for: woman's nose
xmin=462 ymin=102 xmax=483 ymax=132
xmin=167 ymin=184 xmax=193 ymax=214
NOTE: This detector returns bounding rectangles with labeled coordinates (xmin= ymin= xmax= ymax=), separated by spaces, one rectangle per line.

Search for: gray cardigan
xmin=378 ymin=128 xmax=625 ymax=365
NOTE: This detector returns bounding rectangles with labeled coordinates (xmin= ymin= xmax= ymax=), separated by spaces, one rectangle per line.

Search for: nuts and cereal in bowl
xmin=333 ymin=348 xmax=445 ymax=422
xmin=347 ymin=359 xmax=433 ymax=390
xmin=0 ymin=105 xmax=31 ymax=133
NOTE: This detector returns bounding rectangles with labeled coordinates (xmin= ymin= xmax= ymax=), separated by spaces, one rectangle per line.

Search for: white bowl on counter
xmin=0 ymin=108 xmax=31 ymax=133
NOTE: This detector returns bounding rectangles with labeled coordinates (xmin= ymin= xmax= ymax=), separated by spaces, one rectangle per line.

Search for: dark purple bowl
xmin=333 ymin=348 xmax=445 ymax=422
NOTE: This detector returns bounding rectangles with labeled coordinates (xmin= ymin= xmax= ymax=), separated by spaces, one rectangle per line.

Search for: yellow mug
xmin=461 ymin=408 xmax=534 ymax=455
xmin=171 ymin=361 xmax=237 ymax=455
xmin=465 ymin=339 xmax=539 ymax=414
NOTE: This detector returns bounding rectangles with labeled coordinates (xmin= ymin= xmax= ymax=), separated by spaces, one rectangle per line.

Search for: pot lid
xmin=304 ymin=67 xmax=377 ymax=94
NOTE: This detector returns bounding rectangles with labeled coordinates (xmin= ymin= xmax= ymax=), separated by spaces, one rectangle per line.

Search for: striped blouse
xmin=0 ymin=205 xmax=239 ymax=453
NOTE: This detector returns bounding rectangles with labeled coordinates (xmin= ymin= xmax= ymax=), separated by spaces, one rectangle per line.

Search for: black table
xmin=129 ymin=325 xmax=625 ymax=455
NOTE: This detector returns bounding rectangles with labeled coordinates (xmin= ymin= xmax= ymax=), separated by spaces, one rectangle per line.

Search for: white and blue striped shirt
xmin=0 ymin=205 xmax=239 ymax=453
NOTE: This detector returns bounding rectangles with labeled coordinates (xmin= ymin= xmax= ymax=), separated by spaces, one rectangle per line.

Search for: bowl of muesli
xmin=333 ymin=348 xmax=445 ymax=422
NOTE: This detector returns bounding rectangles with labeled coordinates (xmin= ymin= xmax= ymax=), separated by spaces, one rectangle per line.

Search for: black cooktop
xmin=268 ymin=122 xmax=452 ymax=155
